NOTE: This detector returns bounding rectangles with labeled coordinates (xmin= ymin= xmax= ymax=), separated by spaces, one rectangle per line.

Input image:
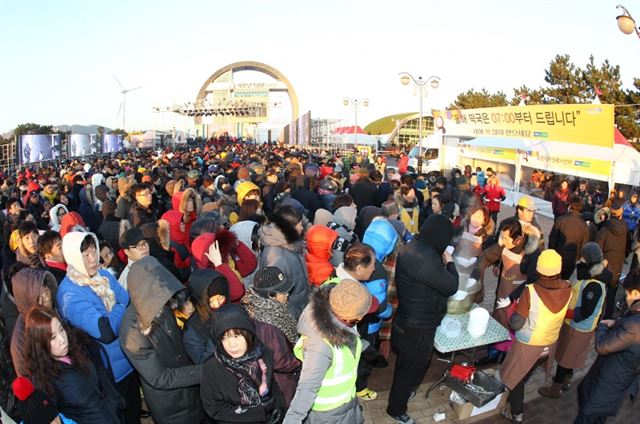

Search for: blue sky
xmin=1 ymin=0 xmax=639 ymax=133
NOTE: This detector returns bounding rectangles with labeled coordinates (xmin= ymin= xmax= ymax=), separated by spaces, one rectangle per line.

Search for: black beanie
xmin=207 ymin=274 xmax=230 ymax=301
xmin=211 ymin=303 xmax=256 ymax=341
xmin=418 ymin=214 xmax=454 ymax=254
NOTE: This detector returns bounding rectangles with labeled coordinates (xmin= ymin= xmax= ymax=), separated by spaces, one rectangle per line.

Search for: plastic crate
xmin=445 ymin=369 xmax=505 ymax=407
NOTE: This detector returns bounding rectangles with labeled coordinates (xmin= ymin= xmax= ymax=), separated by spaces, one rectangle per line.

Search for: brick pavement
xmin=362 ymin=205 xmax=637 ymax=423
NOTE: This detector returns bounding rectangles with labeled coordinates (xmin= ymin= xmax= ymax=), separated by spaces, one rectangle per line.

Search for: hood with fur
xmin=297 ymin=284 xmax=358 ymax=348
xmin=172 ymin=187 xmax=202 ymax=215
xmin=140 ymin=219 xmax=171 ymax=252
xmin=191 ymin=229 xmax=238 ymax=269
xmin=259 ymin=222 xmax=302 ymax=252
xmin=498 ymin=220 xmax=542 ymax=255
xmin=127 ymin=256 xmax=184 ymax=331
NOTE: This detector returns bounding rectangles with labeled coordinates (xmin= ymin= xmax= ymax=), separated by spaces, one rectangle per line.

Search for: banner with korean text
xmin=432 ymin=104 xmax=614 ymax=148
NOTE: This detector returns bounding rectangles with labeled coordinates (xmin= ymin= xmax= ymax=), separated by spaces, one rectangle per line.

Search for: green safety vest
xmin=294 ymin=335 xmax=361 ymax=411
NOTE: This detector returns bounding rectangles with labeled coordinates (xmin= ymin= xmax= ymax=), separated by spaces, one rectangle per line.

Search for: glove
xmin=496 ymin=297 xmax=511 ymax=309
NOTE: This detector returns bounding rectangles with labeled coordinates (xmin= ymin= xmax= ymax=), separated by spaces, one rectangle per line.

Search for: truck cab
xmin=408 ymin=135 xmax=443 ymax=182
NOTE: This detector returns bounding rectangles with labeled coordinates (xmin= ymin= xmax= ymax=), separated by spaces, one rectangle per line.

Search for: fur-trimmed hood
xmin=498 ymin=220 xmax=541 ymax=255
xmin=588 ymin=261 xmax=606 ymax=277
xmin=298 ymin=284 xmax=358 ymax=348
xmin=139 ymin=219 xmax=171 ymax=252
xmin=172 ymin=187 xmax=202 ymax=215
xmin=191 ymin=229 xmax=238 ymax=269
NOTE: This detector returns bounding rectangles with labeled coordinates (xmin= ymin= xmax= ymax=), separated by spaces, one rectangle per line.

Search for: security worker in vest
xmin=283 ymin=279 xmax=378 ymax=424
xmin=499 ymin=249 xmax=573 ymax=423
xmin=538 ymin=242 xmax=608 ymax=398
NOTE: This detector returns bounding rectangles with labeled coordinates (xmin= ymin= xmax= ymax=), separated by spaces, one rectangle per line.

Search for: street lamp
xmin=616 ymin=4 xmax=640 ymax=38
xmin=398 ymin=72 xmax=440 ymax=170
xmin=343 ymin=98 xmax=368 ymax=150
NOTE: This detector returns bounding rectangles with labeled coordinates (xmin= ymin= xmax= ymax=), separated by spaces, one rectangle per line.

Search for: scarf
xmin=66 ymin=264 xmax=115 ymax=312
xmin=241 ymin=290 xmax=299 ymax=344
xmin=216 ymin=343 xmax=268 ymax=407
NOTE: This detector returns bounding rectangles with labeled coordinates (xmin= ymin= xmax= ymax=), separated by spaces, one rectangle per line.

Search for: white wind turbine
xmin=114 ymin=75 xmax=144 ymax=131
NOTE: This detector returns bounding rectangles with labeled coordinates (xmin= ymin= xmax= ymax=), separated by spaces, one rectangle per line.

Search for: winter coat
xmin=328 ymin=206 xmax=359 ymax=267
xmin=183 ymin=269 xmax=228 ymax=365
xmin=259 ymin=223 xmax=310 ymax=320
xmin=291 ymin=188 xmax=321 ymax=222
xmin=119 ymin=256 xmax=204 ymax=424
xmin=577 ymin=300 xmax=640 ymax=417
xmin=305 ymin=225 xmax=341 ymax=286
xmin=623 ymin=200 xmax=640 ymax=232
xmin=483 ymin=182 xmax=506 ymax=213
xmin=56 ymin=232 xmax=133 ymax=383
xmin=129 ymin=201 xmax=156 ymax=228
xmin=283 ymin=286 xmax=364 ymax=424
xmin=361 ymin=218 xmax=398 ymax=333
xmin=160 ymin=188 xmax=201 ymax=251
xmin=472 ymin=221 xmax=542 ymax=300
xmin=190 ymin=230 xmax=252 ymax=302
xmin=349 ymin=177 xmax=379 ymax=213
xmin=552 ymin=188 xmax=570 ymax=217
xmin=78 ymin=187 xmax=101 ymax=232
xmin=548 ymin=210 xmax=589 ymax=279
xmin=98 ymin=216 xmax=127 ymax=251
xmin=139 ymin=219 xmax=185 ymax=282
xmin=242 ymin=293 xmax=301 ymax=407
xmin=47 ymin=342 xmax=125 ymax=424
xmin=114 ymin=178 xmax=133 ymax=220
xmin=596 ymin=218 xmax=629 ymax=285
xmin=10 ymin=268 xmax=58 ymax=377
xmin=394 ymin=216 xmax=459 ymax=329
xmin=200 ymin=306 xmax=285 ymax=424
xmin=229 ymin=220 xmax=260 ymax=288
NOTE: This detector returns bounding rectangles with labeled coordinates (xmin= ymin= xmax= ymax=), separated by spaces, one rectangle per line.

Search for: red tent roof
xmin=614 ymin=128 xmax=631 ymax=146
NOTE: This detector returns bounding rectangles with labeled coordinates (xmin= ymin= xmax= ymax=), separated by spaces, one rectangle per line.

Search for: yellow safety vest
xmin=516 ymin=285 xmax=571 ymax=346
xmin=293 ymin=336 xmax=361 ymax=411
xmin=399 ymin=206 xmax=419 ymax=235
xmin=566 ymin=279 xmax=606 ymax=333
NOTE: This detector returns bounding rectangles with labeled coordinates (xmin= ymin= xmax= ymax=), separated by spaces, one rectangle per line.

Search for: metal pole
xmin=354 ymin=100 xmax=358 ymax=151
xmin=419 ymin=79 xmax=423 ymax=165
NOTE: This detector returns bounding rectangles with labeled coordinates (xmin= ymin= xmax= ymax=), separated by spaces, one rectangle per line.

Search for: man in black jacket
xmin=386 ymin=214 xmax=458 ymax=424
xmin=548 ymin=197 xmax=589 ymax=280
xmin=129 ymin=183 xmax=157 ymax=228
xmin=350 ymin=169 xmax=380 ymax=213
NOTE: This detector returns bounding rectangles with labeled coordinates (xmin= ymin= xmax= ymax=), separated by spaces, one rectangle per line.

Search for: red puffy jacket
xmin=305 ymin=225 xmax=339 ymax=286
xmin=484 ymin=183 xmax=506 ymax=213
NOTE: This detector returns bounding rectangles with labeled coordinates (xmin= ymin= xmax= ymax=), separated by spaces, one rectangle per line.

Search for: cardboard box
xmin=450 ymin=391 xmax=507 ymax=420
xmin=449 ymin=368 xmax=507 ymax=420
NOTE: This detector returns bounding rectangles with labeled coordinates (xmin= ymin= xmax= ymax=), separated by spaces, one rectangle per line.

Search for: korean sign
xmin=432 ymin=104 xmax=614 ymax=148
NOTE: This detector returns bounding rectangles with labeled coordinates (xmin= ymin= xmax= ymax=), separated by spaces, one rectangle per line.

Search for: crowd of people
xmin=0 ymin=137 xmax=638 ymax=424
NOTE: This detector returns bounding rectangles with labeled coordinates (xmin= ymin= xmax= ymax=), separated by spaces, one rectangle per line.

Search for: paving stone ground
xmin=362 ymin=205 xmax=637 ymax=423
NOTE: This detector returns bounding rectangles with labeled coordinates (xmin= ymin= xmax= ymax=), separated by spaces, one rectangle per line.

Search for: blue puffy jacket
xmin=57 ymin=269 xmax=133 ymax=382
xmin=622 ymin=201 xmax=640 ymax=232
xmin=362 ymin=218 xmax=398 ymax=334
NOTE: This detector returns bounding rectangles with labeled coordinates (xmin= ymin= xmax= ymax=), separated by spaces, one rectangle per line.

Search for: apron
xmin=492 ymin=248 xmax=526 ymax=352
xmin=494 ymin=248 xmax=526 ymax=327
xmin=454 ymin=231 xmax=483 ymax=275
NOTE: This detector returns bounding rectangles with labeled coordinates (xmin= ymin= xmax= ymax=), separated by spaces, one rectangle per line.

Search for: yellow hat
xmin=517 ymin=196 xmax=537 ymax=211
xmin=9 ymin=229 xmax=20 ymax=252
xmin=536 ymin=249 xmax=562 ymax=276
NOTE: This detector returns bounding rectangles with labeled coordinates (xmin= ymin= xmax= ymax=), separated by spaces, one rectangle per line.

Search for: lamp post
xmin=399 ymin=73 xmax=440 ymax=171
xmin=616 ymin=4 xmax=640 ymax=38
xmin=343 ymin=98 xmax=369 ymax=151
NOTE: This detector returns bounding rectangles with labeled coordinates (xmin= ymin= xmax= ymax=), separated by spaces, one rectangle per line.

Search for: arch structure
xmin=194 ymin=61 xmax=299 ymax=127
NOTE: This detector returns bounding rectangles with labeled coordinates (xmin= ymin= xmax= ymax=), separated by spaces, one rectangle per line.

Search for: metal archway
xmin=194 ymin=61 xmax=299 ymax=125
